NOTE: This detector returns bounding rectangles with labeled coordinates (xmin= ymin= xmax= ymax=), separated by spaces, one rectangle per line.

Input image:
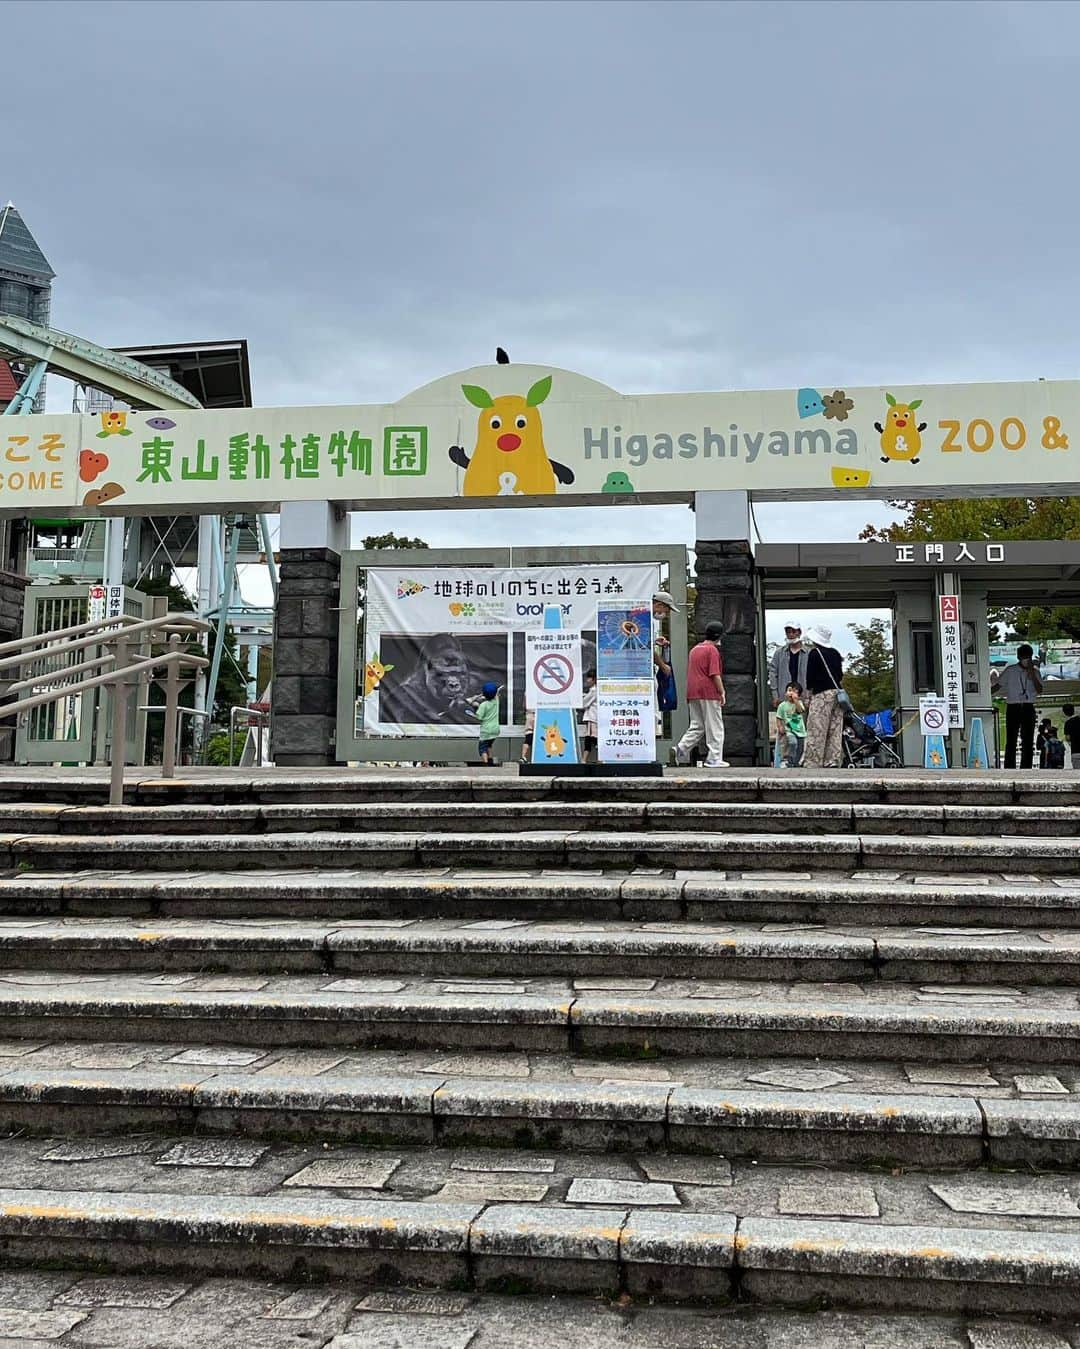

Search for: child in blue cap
xmin=474 ymin=680 xmax=502 ymax=765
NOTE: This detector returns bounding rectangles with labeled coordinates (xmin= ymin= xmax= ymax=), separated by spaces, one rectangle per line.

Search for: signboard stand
xmin=520 ymin=603 xmax=662 ymax=777
xmin=924 ymin=734 xmax=948 ymax=770
xmin=595 ymin=599 xmax=659 ymax=768
xmin=919 ymin=693 xmax=950 ymax=770
xmin=967 ymin=716 xmax=989 ymax=770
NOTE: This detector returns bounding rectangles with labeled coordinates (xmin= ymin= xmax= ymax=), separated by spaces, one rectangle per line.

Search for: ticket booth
xmin=756 ymin=540 xmax=1080 ymax=767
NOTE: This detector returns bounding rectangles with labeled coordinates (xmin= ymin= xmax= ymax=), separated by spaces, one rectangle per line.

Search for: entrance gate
xmin=335 ymin=544 xmax=689 ymax=765
xmin=756 ymin=540 xmax=1080 ymax=767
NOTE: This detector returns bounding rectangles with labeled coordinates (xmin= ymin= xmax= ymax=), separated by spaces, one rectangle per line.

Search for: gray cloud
xmin=6 ymin=0 xmax=1073 ymax=620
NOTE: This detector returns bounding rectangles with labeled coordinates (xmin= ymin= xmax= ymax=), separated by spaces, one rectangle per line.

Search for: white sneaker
xmin=674 ymin=747 xmax=691 ymax=767
xmin=704 ymin=757 xmax=730 ymax=768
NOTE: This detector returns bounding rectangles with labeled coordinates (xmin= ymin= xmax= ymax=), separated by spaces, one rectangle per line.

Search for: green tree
xmin=357 ymin=532 xmax=429 ymax=625
xmin=361 ymin=532 xmax=429 ymax=551
xmin=861 ymin=497 xmax=1080 ymax=639
xmin=845 ymin=617 xmax=895 ymax=713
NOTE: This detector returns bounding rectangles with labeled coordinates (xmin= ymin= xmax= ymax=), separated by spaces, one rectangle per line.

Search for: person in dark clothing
xmin=997 ymin=643 xmax=1042 ymax=769
xmin=803 ymin=625 xmax=846 ymax=768
xmin=1063 ymin=704 xmax=1080 ymax=769
xmin=1037 ymin=718 xmax=1055 ymax=769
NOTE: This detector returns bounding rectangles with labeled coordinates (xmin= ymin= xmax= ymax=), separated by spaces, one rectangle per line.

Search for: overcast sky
xmin=6 ymin=0 xmax=1076 ymax=648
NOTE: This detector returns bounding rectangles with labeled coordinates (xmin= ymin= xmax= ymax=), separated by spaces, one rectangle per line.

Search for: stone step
xmin=0 ymin=1269 xmax=1035 ymax=1349
xmin=3 ymin=766 xmax=1079 ymax=807
xmin=5 ymin=799 xmax=1080 ymax=836
xmin=5 ymin=916 xmax=1080 ymax=985
xmin=0 ymin=1044 xmax=1073 ymax=1163
xmin=4 ymin=869 xmax=1080 ymax=928
xmin=8 ymin=828 xmax=1080 ymax=875
xmin=0 ymin=973 xmax=1077 ymax=1061
xmin=3 ymin=1136 xmax=1080 ymax=1312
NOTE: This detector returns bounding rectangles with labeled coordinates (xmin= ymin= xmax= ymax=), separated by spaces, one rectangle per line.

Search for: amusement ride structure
xmin=0 ymin=203 xmax=273 ymax=757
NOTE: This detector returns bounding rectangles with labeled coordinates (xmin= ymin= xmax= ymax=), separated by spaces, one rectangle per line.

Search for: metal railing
xmin=229 ymin=704 xmax=269 ymax=767
xmin=0 ymin=613 xmax=210 ymax=804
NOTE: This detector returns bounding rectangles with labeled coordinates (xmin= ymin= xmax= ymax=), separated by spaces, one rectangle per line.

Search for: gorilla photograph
xmin=376 ymin=633 xmax=509 ymax=728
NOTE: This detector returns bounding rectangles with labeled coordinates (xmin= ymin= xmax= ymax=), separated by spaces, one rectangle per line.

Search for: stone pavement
xmin=0 ymin=1268 xmax=1073 ymax=1348
xmin=0 ymin=768 xmax=1076 ymax=1340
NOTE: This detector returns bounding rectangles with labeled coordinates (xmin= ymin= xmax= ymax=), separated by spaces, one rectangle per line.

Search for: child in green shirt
xmin=474 ymin=681 xmax=502 ymax=765
xmin=777 ymin=681 xmax=807 ymax=768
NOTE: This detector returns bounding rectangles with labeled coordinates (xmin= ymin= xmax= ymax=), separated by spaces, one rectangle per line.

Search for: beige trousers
xmin=803 ymin=689 xmax=844 ymax=768
xmin=677 ymin=699 xmax=727 ymax=764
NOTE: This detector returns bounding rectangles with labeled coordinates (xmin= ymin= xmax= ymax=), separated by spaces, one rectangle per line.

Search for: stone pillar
xmin=272 ymin=503 xmax=348 ymax=767
xmin=693 ymin=492 xmax=759 ymax=766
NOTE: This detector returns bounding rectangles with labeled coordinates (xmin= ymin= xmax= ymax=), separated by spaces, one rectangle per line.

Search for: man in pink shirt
xmin=674 ymin=622 xmax=729 ymax=768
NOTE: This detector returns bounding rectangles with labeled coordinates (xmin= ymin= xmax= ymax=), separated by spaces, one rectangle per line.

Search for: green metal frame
xmin=335 ymin=544 xmax=689 ymax=764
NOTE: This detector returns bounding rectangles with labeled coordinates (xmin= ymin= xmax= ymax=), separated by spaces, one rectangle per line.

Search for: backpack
xmin=1047 ymin=736 xmax=1067 ymax=770
xmin=656 ymin=666 xmax=678 ymax=712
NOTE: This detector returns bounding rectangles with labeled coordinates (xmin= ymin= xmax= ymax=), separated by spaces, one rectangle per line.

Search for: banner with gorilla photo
xmin=362 ymin=563 xmax=660 ymax=737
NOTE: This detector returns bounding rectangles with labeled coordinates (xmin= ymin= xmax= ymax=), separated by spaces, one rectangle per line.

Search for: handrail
xmin=0 ymin=613 xmax=212 ymax=804
xmin=0 ymin=613 xmax=209 ymax=674
xmin=0 ymin=612 xmax=142 ymax=658
xmin=5 ymin=652 xmax=119 ymax=694
xmin=0 ymin=650 xmax=207 ymax=718
xmin=229 ymin=705 xmax=269 ymax=767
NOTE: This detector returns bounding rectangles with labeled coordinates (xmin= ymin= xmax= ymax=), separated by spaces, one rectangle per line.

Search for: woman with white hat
xmin=803 ymin=625 xmax=846 ymax=768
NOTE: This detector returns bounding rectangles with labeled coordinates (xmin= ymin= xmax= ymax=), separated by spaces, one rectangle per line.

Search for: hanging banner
xmin=939 ymin=594 xmax=964 ymax=729
xmin=525 ymin=630 xmax=583 ymax=709
xmin=6 ymin=365 xmax=1080 ymax=517
xmin=361 ymin=562 xmax=659 ymax=737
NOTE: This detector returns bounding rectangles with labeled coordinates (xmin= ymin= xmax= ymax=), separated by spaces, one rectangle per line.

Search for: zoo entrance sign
xmin=2 ymin=363 xmax=1078 ymax=517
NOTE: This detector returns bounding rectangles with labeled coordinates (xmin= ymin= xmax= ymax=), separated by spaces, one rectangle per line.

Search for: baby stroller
xmin=842 ymin=705 xmax=903 ymax=769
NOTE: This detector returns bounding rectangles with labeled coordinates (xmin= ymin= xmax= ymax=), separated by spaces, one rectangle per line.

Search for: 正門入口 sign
xmin=5 ymin=364 xmax=1080 ymax=517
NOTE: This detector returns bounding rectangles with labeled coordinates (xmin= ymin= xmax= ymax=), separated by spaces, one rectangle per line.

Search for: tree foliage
xmin=844 ymin=617 xmax=895 ymax=713
xmin=357 ymin=533 xmax=429 ymax=614
xmin=361 ymin=532 xmax=429 ymax=551
xmin=862 ymin=497 xmax=1080 ymax=640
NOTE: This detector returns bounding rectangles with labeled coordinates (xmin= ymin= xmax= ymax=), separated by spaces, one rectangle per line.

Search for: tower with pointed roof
xmin=0 ymin=203 xmax=55 ymax=412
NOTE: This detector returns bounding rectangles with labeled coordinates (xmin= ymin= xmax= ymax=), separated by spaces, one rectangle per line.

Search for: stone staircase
xmin=0 ymin=767 xmax=1078 ymax=1346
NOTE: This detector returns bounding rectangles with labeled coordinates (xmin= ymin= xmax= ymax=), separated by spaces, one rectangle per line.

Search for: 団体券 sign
xmin=87 ymin=584 xmax=124 ymax=624
xmin=938 ymin=594 xmax=964 ymax=729
xmin=919 ymin=693 xmax=950 ymax=736
xmin=525 ymin=630 xmax=583 ymax=709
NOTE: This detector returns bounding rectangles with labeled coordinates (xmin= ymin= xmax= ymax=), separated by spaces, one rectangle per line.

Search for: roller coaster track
xmin=0 ymin=313 xmax=200 ymax=413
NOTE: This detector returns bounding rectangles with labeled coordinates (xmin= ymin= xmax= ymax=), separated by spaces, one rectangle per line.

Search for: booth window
xmin=911 ymin=623 xmax=935 ymax=693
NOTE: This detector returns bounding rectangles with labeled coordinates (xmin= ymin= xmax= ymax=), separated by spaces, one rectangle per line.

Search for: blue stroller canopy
xmin=865 ymin=710 xmax=896 ymax=737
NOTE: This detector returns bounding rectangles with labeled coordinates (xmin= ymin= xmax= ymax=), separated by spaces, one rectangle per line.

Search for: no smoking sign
xmin=533 ymin=652 xmax=574 ymax=695
xmin=919 ymin=694 xmax=949 ymax=736
xmin=525 ymin=630 xmax=583 ymax=708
